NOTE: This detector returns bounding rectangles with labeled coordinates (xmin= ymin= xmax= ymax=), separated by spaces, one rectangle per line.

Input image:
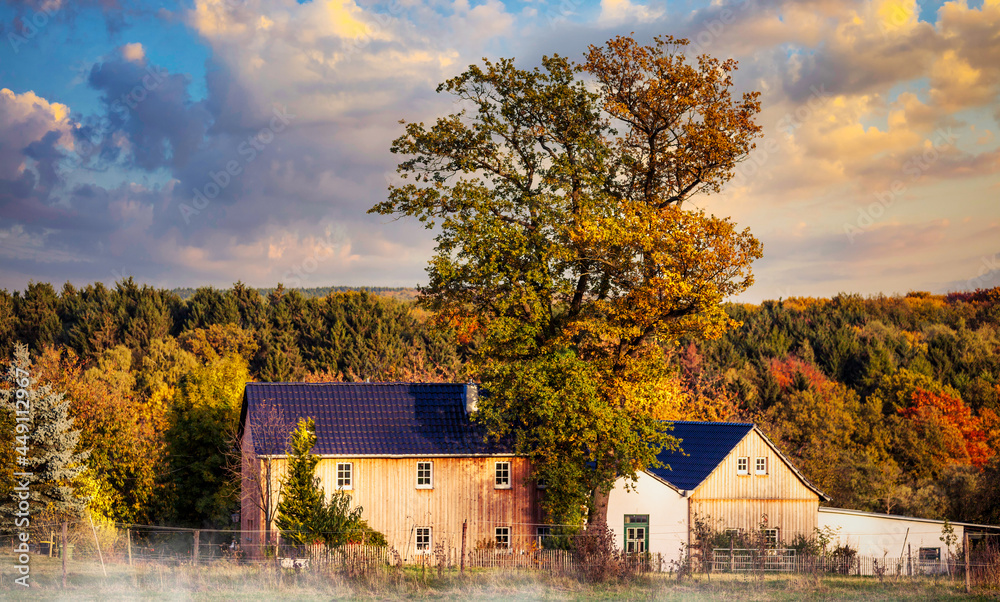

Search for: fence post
xmin=907 ymin=544 xmax=911 ymax=577
xmin=964 ymin=530 xmax=971 ymax=593
xmin=128 ymin=528 xmax=133 ymax=566
xmin=193 ymin=530 xmax=200 ymax=566
xmin=460 ymin=520 xmax=467 ymax=576
xmin=729 ymin=535 xmax=734 ymax=573
xmin=61 ymin=521 xmax=68 ymax=589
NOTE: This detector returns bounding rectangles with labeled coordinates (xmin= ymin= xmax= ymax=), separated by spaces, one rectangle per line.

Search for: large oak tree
xmin=387 ymin=34 xmax=762 ymax=527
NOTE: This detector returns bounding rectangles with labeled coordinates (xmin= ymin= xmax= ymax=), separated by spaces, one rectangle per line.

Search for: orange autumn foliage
xmin=768 ymin=356 xmax=831 ymax=393
xmin=899 ymin=389 xmax=992 ymax=468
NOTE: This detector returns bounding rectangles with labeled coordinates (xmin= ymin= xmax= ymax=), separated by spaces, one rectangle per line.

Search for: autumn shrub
xmin=571 ymin=526 xmax=641 ymax=583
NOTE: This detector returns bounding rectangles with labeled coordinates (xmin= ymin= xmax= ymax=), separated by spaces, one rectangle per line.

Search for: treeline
xmin=169 ymin=286 xmax=419 ymax=302
xmin=672 ymin=289 xmax=1000 ymax=525
xmin=0 ymin=279 xmax=465 ymax=530
xmin=2 ymin=281 xmax=999 ymax=529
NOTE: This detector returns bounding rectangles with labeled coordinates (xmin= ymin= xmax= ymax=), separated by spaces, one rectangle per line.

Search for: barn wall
xmin=690 ymin=431 xmax=819 ymax=542
xmin=254 ymin=455 xmax=539 ymax=559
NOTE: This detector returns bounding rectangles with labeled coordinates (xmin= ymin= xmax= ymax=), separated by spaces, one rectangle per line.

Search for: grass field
xmin=0 ymin=554 xmax=996 ymax=601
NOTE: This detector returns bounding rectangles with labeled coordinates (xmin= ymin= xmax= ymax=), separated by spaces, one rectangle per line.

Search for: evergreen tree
xmin=0 ymin=344 xmax=88 ymax=519
xmin=275 ymin=418 xmax=325 ymax=546
xmin=15 ymin=282 xmax=61 ymax=353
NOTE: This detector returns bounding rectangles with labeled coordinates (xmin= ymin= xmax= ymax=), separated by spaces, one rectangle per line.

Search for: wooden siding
xmin=243 ymin=452 xmax=540 ymax=558
xmin=689 ymin=430 xmax=819 ymax=541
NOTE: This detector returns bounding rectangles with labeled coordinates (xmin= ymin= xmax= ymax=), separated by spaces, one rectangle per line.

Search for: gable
xmin=691 ymin=429 xmax=826 ymax=501
xmin=242 ymin=382 xmax=509 ymax=456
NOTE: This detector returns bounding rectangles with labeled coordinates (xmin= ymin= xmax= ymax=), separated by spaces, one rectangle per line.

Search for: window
xmin=755 ymin=457 xmax=768 ymax=475
xmin=919 ymin=547 xmax=941 ymax=562
xmin=762 ymin=528 xmax=779 ymax=545
xmin=416 ymin=461 xmax=433 ymax=489
xmin=724 ymin=528 xmax=741 ymax=539
xmin=536 ymin=478 xmax=547 ymax=489
xmin=415 ymin=527 xmax=432 ymax=553
xmin=495 ymin=526 xmax=510 ymax=549
xmin=336 ymin=462 xmax=353 ymax=490
xmin=736 ymin=456 xmax=749 ymax=475
xmin=536 ymin=526 xmax=551 ymax=548
xmin=624 ymin=515 xmax=649 ymax=554
xmin=495 ymin=461 xmax=511 ymax=489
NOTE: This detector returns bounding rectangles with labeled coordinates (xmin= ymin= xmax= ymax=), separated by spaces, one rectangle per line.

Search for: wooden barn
xmin=607 ymin=421 xmax=829 ymax=562
xmin=238 ymin=382 xmax=540 ymax=559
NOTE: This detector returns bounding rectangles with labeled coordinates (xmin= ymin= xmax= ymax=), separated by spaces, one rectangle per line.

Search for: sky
xmin=0 ymin=0 xmax=997 ymax=303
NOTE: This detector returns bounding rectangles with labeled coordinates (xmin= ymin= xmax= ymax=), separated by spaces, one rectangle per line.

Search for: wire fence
xmin=3 ymin=523 xmax=999 ymax=590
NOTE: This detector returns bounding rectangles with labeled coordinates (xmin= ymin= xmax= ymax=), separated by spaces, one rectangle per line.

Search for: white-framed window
xmin=736 ymin=456 xmax=749 ymax=475
xmin=536 ymin=526 xmax=552 ymax=548
xmin=724 ymin=528 xmax=741 ymax=538
xmin=763 ymin=528 xmax=779 ymax=545
xmin=336 ymin=462 xmax=353 ymax=490
xmin=495 ymin=526 xmax=510 ymax=549
xmin=416 ymin=461 xmax=433 ymax=489
xmin=415 ymin=527 xmax=432 ymax=553
xmin=495 ymin=461 xmax=511 ymax=489
xmin=755 ymin=457 xmax=768 ymax=475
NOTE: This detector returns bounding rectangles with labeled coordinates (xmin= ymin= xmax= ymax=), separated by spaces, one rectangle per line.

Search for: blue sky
xmin=0 ymin=0 xmax=998 ymax=301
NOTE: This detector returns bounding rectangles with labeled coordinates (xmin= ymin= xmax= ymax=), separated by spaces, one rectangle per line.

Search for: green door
xmin=624 ymin=514 xmax=649 ymax=554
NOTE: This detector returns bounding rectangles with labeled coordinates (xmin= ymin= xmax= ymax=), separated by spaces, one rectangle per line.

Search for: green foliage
xmin=163 ymin=350 xmax=250 ymax=527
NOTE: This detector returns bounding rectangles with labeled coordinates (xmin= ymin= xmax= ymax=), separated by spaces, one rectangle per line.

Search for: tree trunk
xmin=588 ymin=486 xmax=611 ymax=531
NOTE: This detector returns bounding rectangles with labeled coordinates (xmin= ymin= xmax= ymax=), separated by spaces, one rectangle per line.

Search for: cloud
xmin=86 ymin=54 xmax=211 ymax=171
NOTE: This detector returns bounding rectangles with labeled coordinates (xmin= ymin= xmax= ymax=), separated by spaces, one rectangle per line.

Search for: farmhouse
xmin=607 ymin=421 xmax=830 ymax=564
xmin=239 ymin=382 xmax=541 ymax=558
xmin=243 ymin=384 xmax=901 ymax=566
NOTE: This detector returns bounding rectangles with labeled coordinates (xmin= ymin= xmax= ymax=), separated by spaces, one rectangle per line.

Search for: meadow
xmin=0 ymin=554 xmax=995 ymax=601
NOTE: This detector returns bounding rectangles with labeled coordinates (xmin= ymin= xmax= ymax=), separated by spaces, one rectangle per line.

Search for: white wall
xmin=607 ymin=471 xmax=688 ymax=566
xmin=818 ymin=508 xmax=961 ymax=574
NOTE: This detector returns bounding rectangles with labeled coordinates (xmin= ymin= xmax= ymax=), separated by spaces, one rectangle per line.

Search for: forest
xmin=0 ymin=280 xmax=998 ymax=530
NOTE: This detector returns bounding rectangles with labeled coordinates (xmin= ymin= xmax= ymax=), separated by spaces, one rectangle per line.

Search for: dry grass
xmin=0 ymin=554 xmax=996 ymax=601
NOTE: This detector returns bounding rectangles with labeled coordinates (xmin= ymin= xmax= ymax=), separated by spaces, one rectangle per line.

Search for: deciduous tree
xmin=371 ymin=35 xmax=762 ymax=526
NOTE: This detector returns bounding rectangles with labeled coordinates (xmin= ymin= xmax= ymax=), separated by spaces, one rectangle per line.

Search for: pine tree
xmin=0 ymin=344 xmax=89 ymax=520
xmin=275 ymin=418 xmax=325 ymax=546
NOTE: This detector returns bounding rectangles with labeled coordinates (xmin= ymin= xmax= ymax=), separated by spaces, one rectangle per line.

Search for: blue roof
xmin=241 ymin=382 xmax=507 ymax=456
xmin=647 ymin=421 xmax=755 ymax=491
